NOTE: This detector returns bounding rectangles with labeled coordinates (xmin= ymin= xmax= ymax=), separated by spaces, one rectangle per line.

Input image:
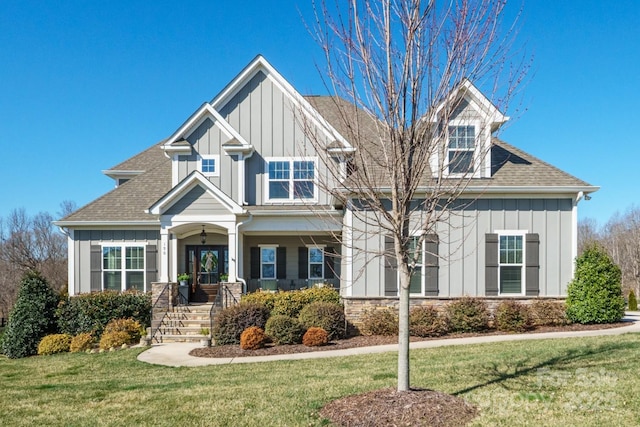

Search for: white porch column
xmin=171 ymin=232 xmax=178 ymax=282
xmin=227 ymin=227 xmax=237 ymax=282
xmin=160 ymin=227 xmax=170 ymax=282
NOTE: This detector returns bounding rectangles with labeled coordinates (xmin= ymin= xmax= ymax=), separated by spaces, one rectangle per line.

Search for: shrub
xmin=272 ymin=291 xmax=312 ymax=318
xmin=99 ymin=331 xmax=131 ymax=350
xmin=445 ymin=297 xmax=490 ymax=333
xmin=360 ymin=309 xmax=398 ymax=336
xmin=103 ymin=318 xmax=142 ymax=343
xmin=1 ymin=271 xmax=60 ymax=358
xmin=241 ymin=291 xmax=277 ymax=312
xmin=298 ymin=302 xmax=346 ymax=340
xmin=56 ymin=291 xmax=151 ymax=336
xmin=265 ymin=315 xmax=305 ymax=345
xmin=409 ymin=306 xmax=449 ymax=337
xmin=240 ymin=326 xmax=266 ymax=350
xmin=303 ymin=327 xmax=329 ymax=347
xmin=566 ymin=244 xmax=625 ymax=324
xmin=628 ymin=290 xmax=638 ymax=311
xmin=530 ymin=300 xmax=569 ymax=326
xmin=37 ymin=334 xmax=72 ymax=355
xmin=70 ymin=333 xmax=94 ymax=353
xmin=302 ymin=286 xmax=341 ymax=305
xmin=494 ymin=301 xmax=532 ymax=332
xmin=212 ymin=302 xmax=270 ymax=345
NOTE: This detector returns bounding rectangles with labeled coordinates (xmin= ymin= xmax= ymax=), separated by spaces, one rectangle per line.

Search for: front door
xmin=186 ymin=245 xmax=229 ymax=301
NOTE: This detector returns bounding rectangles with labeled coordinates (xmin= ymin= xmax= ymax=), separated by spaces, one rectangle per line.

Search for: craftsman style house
xmin=56 ymin=55 xmax=597 ymax=306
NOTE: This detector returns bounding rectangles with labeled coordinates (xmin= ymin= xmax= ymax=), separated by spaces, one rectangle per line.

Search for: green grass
xmin=1 ymin=334 xmax=640 ymax=426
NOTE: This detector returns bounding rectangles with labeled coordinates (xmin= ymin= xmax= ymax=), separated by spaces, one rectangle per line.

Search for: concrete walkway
xmin=137 ymin=312 xmax=640 ymax=367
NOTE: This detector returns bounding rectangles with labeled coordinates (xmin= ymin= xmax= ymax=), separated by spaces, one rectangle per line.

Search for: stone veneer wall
xmin=342 ymin=296 xmax=566 ymax=331
xmin=221 ymin=282 xmax=242 ymax=307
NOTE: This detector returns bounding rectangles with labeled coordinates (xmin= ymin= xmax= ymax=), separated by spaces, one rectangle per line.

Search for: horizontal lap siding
xmin=164 ymin=186 xmax=230 ymax=216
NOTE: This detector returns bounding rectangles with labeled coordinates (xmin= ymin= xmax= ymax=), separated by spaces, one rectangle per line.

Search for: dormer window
xmin=199 ymin=155 xmax=220 ymax=177
xmin=448 ymin=125 xmax=475 ymax=174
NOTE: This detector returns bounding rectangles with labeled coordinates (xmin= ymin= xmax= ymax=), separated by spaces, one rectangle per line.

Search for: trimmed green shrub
xmin=530 ymin=300 xmax=569 ymax=326
xmin=445 ymin=297 xmax=490 ymax=333
xmin=409 ymin=306 xmax=449 ymax=337
xmin=298 ymin=302 xmax=346 ymax=340
xmin=212 ymin=302 xmax=270 ymax=345
xmin=99 ymin=331 xmax=131 ymax=350
xmin=271 ymin=291 xmax=313 ymax=318
xmin=241 ymin=287 xmax=341 ymax=317
xmin=103 ymin=318 xmax=142 ymax=343
xmin=303 ymin=327 xmax=329 ymax=347
xmin=240 ymin=326 xmax=266 ymax=350
xmin=360 ymin=308 xmax=398 ymax=336
xmin=265 ymin=315 xmax=305 ymax=345
xmin=241 ymin=291 xmax=277 ymax=311
xmin=56 ymin=291 xmax=151 ymax=336
xmin=1 ymin=271 xmax=60 ymax=358
xmin=301 ymin=286 xmax=341 ymax=305
xmin=37 ymin=334 xmax=72 ymax=355
xmin=566 ymin=244 xmax=625 ymax=324
xmin=628 ymin=290 xmax=638 ymax=311
xmin=494 ymin=301 xmax=532 ymax=332
xmin=70 ymin=333 xmax=94 ymax=353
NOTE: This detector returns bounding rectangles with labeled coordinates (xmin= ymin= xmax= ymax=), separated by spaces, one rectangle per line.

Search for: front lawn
xmin=1 ymin=334 xmax=639 ymax=426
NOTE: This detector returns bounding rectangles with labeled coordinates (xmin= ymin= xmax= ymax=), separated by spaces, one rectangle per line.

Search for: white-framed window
xmin=199 ymin=154 xmax=220 ymax=177
xmin=260 ymin=246 xmax=277 ymax=279
xmin=308 ymin=247 xmax=324 ymax=279
xmin=498 ymin=232 xmax=526 ymax=295
xmin=448 ymin=125 xmax=476 ymax=174
xmin=102 ymin=244 xmax=145 ymax=292
xmin=266 ymin=158 xmax=317 ymax=201
xmin=408 ymin=236 xmax=423 ymax=295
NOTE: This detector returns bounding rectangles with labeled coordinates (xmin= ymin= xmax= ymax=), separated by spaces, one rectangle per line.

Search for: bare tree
xmin=578 ymin=217 xmax=600 ymax=255
xmin=600 ymin=207 xmax=640 ymax=296
xmin=308 ymin=0 xmax=525 ymax=391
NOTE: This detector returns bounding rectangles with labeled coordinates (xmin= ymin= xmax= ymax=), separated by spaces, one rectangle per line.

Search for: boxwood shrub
xmin=360 ymin=308 xmax=398 ymax=336
xmin=298 ymin=301 xmax=346 ymax=340
xmin=212 ymin=302 xmax=270 ymax=345
xmin=265 ymin=315 xmax=305 ymax=345
xmin=37 ymin=333 xmax=72 ymax=355
xmin=445 ymin=297 xmax=490 ymax=333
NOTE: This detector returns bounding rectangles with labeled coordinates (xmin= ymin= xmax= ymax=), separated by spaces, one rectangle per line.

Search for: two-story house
xmin=56 ymin=55 xmax=597 ymax=314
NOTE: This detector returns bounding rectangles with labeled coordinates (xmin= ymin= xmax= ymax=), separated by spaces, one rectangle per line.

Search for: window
xmin=199 ymin=155 xmax=220 ymax=177
xmin=260 ymin=247 xmax=276 ymax=279
xmin=499 ymin=234 xmax=524 ymax=294
xmin=448 ymin=125 xmax=475 ymax=174
xmin=309 ymin=247 xmax=324 ymax=279
xmin=103 ymin=245 xmax=145 ymax=292
xmin=409 ymin=236 xmax=423 ymax=294
xmin=267 ymin=158 xmax=316 ymax=201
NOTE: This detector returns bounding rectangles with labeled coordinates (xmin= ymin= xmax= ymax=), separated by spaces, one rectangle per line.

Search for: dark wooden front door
xmin=186 ymin=245 xmax=229 ymax=302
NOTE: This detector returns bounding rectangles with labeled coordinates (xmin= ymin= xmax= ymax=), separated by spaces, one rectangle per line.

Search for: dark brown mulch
xmin=189 ymin=322 xmax=628 ymax=359
xmin=319 ymin=387 xmax=478 ymax=427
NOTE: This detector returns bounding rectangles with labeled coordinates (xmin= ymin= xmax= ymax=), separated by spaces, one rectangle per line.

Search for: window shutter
xmin=384 ymin=236 xmax=398 ymax=296
xmin=90 ymin=245 xmax=102 ymax=292
xmin=277 ymin=247 xmax=287 ymax=279
xmin=485 ymin=234 xmax=499 ymax=296
xmin=298 ymin=247 xmax=308 ymax=279
xmin=324 ymin=247 xmax=336 ymax=279
xmin=525 ymin=233 xmax=540 ymax=296
xmin=250 ymin=247 xmax=260 ymax=279
xmin=424 ymin=234 xmax=439 ymax=296
xmin=145 ymin=245 xmax=158 ymax=285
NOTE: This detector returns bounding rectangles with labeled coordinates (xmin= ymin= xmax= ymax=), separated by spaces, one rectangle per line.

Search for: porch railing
xmin=150 ymin=283 xmax=171 ymax=343
xmin=247 ymin=278 xmax=340 ymax=293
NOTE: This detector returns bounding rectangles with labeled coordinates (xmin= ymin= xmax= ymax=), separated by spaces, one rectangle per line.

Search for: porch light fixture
xmin=200 ymin=226 xmax=207 ymax=244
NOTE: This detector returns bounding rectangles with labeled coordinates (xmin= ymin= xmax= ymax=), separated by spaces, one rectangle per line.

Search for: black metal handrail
xmin=150 ymin=283 xmax=170 ymax=343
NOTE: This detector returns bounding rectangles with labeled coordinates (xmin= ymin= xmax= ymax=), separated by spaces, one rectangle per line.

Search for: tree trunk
xmin=397 ymin=266 xmax=411 ymax=392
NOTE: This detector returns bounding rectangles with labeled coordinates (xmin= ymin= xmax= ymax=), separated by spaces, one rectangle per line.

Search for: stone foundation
xmin=221 ymin=282 xmax=242 ymax=307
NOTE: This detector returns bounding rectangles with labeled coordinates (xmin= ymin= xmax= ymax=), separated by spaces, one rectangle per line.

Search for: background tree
xmin=308 ymin=0 xmax=525 ymax=391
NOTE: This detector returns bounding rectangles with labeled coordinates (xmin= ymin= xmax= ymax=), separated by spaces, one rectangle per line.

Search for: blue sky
xmin=0 ymin=1 xmax=637 ymax=227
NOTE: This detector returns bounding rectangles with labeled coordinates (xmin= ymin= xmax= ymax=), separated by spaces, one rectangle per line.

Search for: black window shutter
xmin=384 ymin=236 xmax=398 ymax=296
xmin=298 ymin=247 xmax=308 ymax=279
xmin=90 ymin=245 xmax=102 ymax=292
xmin=424 ymin=234 xmax=439 ymax=297
xmin=324 ymin=247 xmax=336 ymax=279
xmin=145 ymin=245 xmax=158 ymax=285
xmin=485 ymin=234 xmax=499 ymax=296
xmin=525 ymin=233 xmax=540 ymax=296
xmin=276 ymin=247 xmax=287 ymax=279
xmin=250 ymin=247 xmax=260 ymax=279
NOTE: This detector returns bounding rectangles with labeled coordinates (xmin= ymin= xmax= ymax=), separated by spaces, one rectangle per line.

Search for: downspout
xmin=235 ymin=213 xmax=253 ymax=294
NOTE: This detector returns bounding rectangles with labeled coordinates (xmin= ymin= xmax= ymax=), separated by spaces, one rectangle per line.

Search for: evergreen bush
xmin=298 ymin=301 xmax=346 ymax=340
xmin=566 ymin=244 xmax=625 ymax=324
xmin=37 ymin=334 xmax=72 ymax=355
xmin=628 ymin=290 xmax=638 ymax=311
xmin=240 ymin=326 xmax=266 ymax=350
xmin=409 ymin=306 xmax=449 ymax=337
xmin=70 ymin=333 xmax=94 ymax=353
xmin=445 ymin=297 xmax=490 ymax=333
xmin=494 ymin=301 xmax=532 ymax=332
xmin=265 ymin=315 xmax=305 ymax=345
xmin=99 ymin=331 xmax=131 ymax=350
xmin=1 ymin=271 xmax=60 ymax=358
xmin=530 ymin=300 xmax=569 ymax=326
xmin=302 ymin=327 xmax=329 ymax=347
xmin=212 ymin=302 xmax=270 ymax=345
xmin=103 ymin=318 xmax=142 ymax=343
xmin=360 ymin=308 xmax=399 ymax=336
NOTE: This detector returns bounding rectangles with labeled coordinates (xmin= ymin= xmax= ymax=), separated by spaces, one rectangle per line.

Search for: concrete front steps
xmin=152 ymin=303 xmax=213 ymax=343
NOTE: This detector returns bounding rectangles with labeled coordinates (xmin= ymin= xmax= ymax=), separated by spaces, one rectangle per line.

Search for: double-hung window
xmin=499 ymin=234 xmax=524 ymax=294
xmin=103 ymin=245 xmax=145 ymax=292
xmin=260 ymin=247 xmax=277 ymax=279
xmin=267 ymin=158 xmax=316 ymax=201
xmin=199 ymin=155 xmax=220 ymax=177
xmin=308 ymin=247 xmax=324 ymax=279
xmin=448 ymin=125 xmax=475 ymax=174
xmin=409 ymin=236 xmax=423 ymax=294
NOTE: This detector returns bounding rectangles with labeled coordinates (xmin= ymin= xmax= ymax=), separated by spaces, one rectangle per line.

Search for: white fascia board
xmin=248 ymin=209 xmax=343 ymax=217
xmin=147 ymin=171 xmax=245 ymax=215
xmin=52 ymin=221 xmax=159 ymax=227
xmin=211 ymin=55 xmax=352 ymax=151
xmin=431 ymin=79 xmax=508 ymax=126
xmin=102 ymin=169 xmax=145 ymax=178
xmin=339 ymin=185 xmax=600 ymax=198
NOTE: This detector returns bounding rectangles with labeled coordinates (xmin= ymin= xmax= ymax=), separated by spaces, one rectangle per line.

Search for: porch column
xmin=227 ymin=228 xmax=237 ymax=283
xmin=160 ymin=228 xmax=170 ymax=282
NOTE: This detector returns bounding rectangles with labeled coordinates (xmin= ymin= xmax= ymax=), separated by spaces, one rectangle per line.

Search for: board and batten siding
xmin=73 ymin=229 xmax=160 ymax=294
xmin=348 ymin=198 xmax=573 ymax=298
xmin=217 ymin=70 xmax=335 ymax=206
